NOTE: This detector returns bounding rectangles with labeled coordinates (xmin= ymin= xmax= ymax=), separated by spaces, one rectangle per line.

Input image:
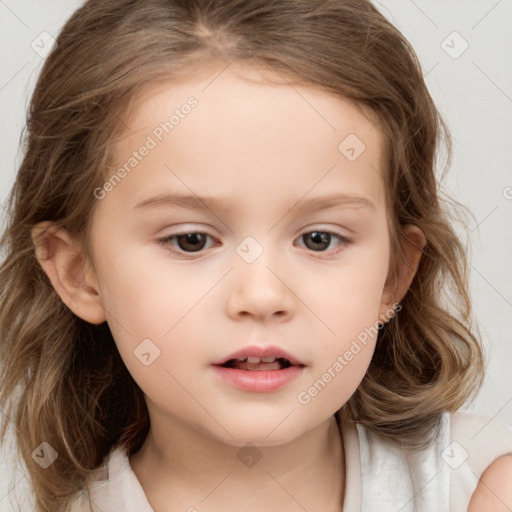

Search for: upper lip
xmin=212 ymin=345 xmax=305 ymax=366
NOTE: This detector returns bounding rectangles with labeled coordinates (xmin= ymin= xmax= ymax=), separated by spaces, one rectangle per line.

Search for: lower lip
xmin=211 ymin=365 xmax=304 ymax=393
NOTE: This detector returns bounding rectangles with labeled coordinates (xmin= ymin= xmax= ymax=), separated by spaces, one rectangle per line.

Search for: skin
xmin=32 ymin=61 xmax=428 ymax=511
xmin=468 ymin=455 xmax=512 ymax=511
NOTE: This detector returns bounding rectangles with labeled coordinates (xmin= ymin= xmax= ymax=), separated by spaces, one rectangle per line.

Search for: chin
xmin=206 ymin=416 xmax=307 ymax=448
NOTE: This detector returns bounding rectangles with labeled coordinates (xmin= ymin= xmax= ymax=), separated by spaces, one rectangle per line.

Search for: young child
xmin=1 ymin=1 xmax=511 ymax=511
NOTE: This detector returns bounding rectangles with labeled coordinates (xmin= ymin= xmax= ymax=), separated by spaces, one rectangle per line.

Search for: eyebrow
xmin=133 ymin=192 xmax=376 ymax=213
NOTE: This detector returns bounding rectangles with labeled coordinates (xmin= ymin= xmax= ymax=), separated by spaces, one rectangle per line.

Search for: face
xmin=85 ymin=61 xmax=395 ymax=447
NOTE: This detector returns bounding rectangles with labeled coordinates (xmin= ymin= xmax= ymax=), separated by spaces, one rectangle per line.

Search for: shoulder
xmin=449 ymin=410 xmax=512 ymax=511
xmin=467 ymin=455 xmax=512 ymax=511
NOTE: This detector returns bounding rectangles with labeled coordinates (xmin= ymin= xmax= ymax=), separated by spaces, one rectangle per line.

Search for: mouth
xmin=218 ymin=356 xmax=297 ymax=371
xmin=212 ymin=345 xmax=305 ymax=370
xmin=212 ymin=358 xmax=305 ymax=393
xmin=211 ymin=346 xmax=305 ymax=392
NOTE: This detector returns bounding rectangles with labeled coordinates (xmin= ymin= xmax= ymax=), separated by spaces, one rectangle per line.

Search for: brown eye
xmin=175 ymin=233 xmax=208 ymax=252
xmin=159 ymin=232 xmax=214 ymax=254
xmin=296 ymin=231 xmax=351 ymax=254
xmin=303 ymin=231 xmax=331 ymax=251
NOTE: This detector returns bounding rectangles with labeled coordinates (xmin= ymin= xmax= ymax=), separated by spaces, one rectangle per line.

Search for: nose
xmin=226 ymin=249 xmax=295 ymax=323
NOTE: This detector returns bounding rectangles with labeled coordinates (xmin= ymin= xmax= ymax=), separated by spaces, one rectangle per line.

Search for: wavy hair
xmin=0 ymin=0 xmax=484 ymax=510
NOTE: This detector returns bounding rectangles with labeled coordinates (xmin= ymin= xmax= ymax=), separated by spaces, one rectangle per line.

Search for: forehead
xmin=108 ymin=61 xmax=387 ymax=215
xmin=121 ymin=60 xmax=381 ymax=139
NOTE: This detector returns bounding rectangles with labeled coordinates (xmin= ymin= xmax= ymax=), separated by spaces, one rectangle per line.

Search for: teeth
xmin=247 ymin=361 xmax=281 ymax=370
xmin=245 ymin=356 xmax=277 ymax=363
xmin=235 ymin=357 xmax=247 ymax=362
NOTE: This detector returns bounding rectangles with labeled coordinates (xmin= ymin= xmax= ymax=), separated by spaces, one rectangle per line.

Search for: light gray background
xmin=1 ymin=0 xmax=511 ymax=509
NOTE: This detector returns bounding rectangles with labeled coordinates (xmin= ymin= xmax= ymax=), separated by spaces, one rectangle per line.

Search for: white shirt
xmin=72 ymin=411 xmax=512 ymax=512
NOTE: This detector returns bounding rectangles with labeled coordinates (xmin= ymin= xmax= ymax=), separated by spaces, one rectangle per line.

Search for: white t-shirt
xmin=71 ymin=411 xmax=512 ymax=511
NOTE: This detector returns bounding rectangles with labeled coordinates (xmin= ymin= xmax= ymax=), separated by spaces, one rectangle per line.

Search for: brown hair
xmin=0 ymin=0 xmax=484 ymax=510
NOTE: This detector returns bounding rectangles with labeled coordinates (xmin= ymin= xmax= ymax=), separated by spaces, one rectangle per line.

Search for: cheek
xmin=97 ymin=269 xmax=208 ymax=413
xmin=94 ymin=238 xmax=196 ymax=331
xmin=303 ymin=242 xmax=389 ymax=397
xmin=93 ymin=240 xmax=216 ymax=388
xmin=314 ymin=251 xmax=389 ymax=345
xmin=296 ymin=272 xmax=385 ymax=413
xmin=315 ymin=291 xmax=380 ymax=393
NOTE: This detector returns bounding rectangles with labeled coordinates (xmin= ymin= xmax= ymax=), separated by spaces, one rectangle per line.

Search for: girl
xmin=1 ymin=1 xmax=511 ymax=511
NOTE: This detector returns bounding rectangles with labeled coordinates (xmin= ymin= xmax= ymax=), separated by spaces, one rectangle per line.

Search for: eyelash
xmin=157 ymin=230 xmax=351 ymax=258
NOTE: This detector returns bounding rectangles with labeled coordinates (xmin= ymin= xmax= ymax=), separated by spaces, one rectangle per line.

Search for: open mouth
xmin=212 ymin=351 xmax=305 ymax=392
xmin=220 ymin=356 xmax=294 ymax=371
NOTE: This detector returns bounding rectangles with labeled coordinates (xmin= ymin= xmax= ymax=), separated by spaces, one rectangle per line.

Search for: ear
xmin=31 ymin=221 xmax=106 ymax=325
xmin=379 ymin=224 xmax=426 ymax=321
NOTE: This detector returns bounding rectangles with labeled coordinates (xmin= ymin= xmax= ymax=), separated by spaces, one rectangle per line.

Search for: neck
xmin=130 ymin=413 xmax=345 ymax=512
